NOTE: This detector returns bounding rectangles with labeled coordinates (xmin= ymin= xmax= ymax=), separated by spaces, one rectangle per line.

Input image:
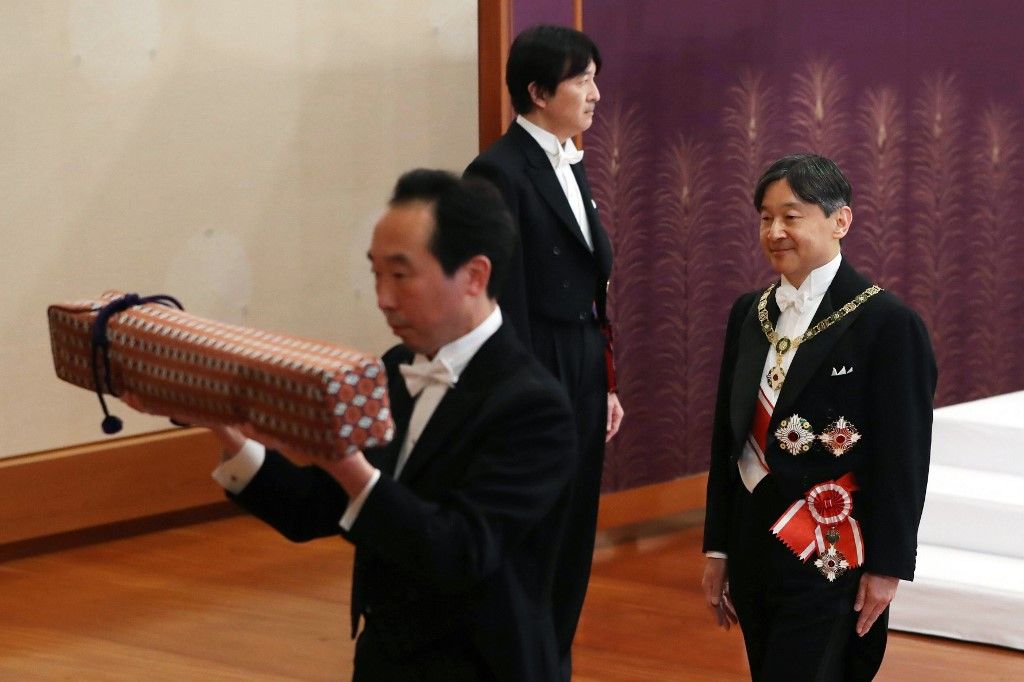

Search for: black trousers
xmin=727 ymin=477 xmax=888 ymax=681
xmin=352 ymin=621 xmax=494 ymax=682
xmin=529 ymin=317 xmax=608 ymax=680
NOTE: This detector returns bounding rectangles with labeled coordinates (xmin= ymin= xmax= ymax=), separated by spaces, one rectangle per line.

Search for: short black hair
xmin=754 ymin=153 xmax=852 ymax=216
xmin=390 ymin=169 xmax=517 ymax=298
xmin=506 ymin=25 xmax=601 ymax=115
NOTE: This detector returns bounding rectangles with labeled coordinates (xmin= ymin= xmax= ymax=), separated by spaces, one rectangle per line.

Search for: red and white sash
xmin=747 ymin=387 xmax=773 ymax=474
xmin=770 ymin=472 xmax=865 ymax=568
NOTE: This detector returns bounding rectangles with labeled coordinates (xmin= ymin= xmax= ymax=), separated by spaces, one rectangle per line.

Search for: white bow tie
xmin=399 ymin=357 xmax=455 ymax=397
xmin=775 ymin=284 xmax=811 ymax=315
xmin=552 ymin=143 xmax=584 ymax=170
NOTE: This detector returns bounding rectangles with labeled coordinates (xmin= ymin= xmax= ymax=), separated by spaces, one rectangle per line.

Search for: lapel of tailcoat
xmin=375 ymin=349 xmax=415 ymax=478
xmin=396 ymin=324 xmax=515 ymax=485
xmin=509 ymin=123 xmax=596 ymax=254
xmin=572 ymin=160 xmax=614 ymax=280
xmin=730 ymin=291 xmax=775 ymax=452
xmin=772 ymin=260 xmax=876 ymax=420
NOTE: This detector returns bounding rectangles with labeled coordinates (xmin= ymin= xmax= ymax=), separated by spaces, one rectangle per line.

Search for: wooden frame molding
xmin=1 ymin=425 xmax=707 ymax=554
xmin=597 ymin=473 xmax=708 ymax=530
xmin=477 ymin=0 xmax=513 ymax=150
xmin=0 ymin=428 xmax=227 ymax=547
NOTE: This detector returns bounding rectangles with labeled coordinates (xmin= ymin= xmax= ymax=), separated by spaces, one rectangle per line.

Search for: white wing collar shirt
xmin=212 ymin=306 xmax=504 ymax=531
xmin=515 ymin=114 xmax=594 ymax=251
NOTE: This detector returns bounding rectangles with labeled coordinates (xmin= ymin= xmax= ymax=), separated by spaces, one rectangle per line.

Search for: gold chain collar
xmin=757 ymin=282 xmax=882 ymax=391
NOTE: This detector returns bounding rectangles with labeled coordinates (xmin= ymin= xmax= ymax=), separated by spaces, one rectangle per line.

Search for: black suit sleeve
xmin=702 ymin=294 xmax=755 ymax=554
xmin=861 ymin=304 xmax=937 ymax=580
xmin=346 ymin=380 xmax=575 ymax=594
xmin=464 ymin=159 xmax=533 ymax=349
xmin=230 ymin=450 xmax=351 ymax=542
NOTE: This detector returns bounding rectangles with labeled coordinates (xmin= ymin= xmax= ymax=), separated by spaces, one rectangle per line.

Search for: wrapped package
xmin=48 ymin=291 xmax=394 ymax=460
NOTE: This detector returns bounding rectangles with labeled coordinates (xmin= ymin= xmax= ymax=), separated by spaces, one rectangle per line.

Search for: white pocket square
xmin=831 ymin=366 xmax=853 ymax=376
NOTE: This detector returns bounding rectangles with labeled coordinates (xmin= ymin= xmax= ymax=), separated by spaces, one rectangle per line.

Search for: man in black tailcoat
xmin=702 ymin=154 xmax=937 ymax=680
xmin=127 ymin=170 xmax=577 ymax=681
xmin=465 ymin=26 xmax=624 ymax=679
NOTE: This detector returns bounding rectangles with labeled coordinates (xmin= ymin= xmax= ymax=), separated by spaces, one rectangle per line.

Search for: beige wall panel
xmin=1 ymin=1 xmax=478 ymax=458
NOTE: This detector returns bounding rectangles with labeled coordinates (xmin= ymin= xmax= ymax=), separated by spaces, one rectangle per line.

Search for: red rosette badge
xmin=770 ymin=473 xmax=864 ymax=582
xmin=806 ymin=481 xmax=853 ymax=526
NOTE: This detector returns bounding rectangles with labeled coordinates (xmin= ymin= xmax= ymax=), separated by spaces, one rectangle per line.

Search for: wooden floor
xmin=1 ymin=513 xmax=1021 ymax=680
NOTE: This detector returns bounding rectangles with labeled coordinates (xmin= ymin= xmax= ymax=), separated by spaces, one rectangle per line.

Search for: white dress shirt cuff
xmin=705 ymin=551 xmax=728 ymax=560
xmin=339 ymin=468 xmax=381 ymax=531
xmin=211 ymin=439 xmax=265 ymax=494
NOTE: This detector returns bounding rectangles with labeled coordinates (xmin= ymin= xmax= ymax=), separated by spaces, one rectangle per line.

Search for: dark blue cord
xmin=89 ymin=293 xmax=185 ymax=434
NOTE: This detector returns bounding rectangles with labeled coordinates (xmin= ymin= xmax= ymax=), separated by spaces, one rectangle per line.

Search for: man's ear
xmin=460 ymin=255 xmax=493 ymax=297
xmin=833 ymin=205 xmax=852 ymax=239
xmin=528 ymin=81 xmax=548 ymax=110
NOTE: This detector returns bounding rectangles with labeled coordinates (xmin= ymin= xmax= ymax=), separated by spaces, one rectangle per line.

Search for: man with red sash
xmin=701 ymin=154 xmax=937 ymax=679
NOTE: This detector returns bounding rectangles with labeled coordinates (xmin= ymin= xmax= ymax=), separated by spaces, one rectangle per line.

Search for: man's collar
xmin=417 ymin=306 xmax=502 ymax=384
xmin=781 ymin=251 xmax=842 ymax=299
xmin=515 ymin=115 xmax=579 ymax=160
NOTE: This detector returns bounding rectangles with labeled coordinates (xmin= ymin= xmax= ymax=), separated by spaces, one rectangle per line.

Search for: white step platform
xmin=929 ymin=390 xmax=1024 ymax=476
xmin=889 ymin=391 xmax=1024 ymax=650
xmin=889 ymin=546 xmax=1024 ymax=649
xmin=916 ymin=464 xmax=1024 ymax=557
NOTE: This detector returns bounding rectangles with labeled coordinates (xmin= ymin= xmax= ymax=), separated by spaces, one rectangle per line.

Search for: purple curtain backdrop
xmin=513 ymin=1 xmax=1024 ymax=491
xmin=513 ymin=2 xmax=574 ymax=32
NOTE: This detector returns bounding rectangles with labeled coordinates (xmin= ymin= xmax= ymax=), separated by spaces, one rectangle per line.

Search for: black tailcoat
xmin=464 ymin=121 xmax=613 ymax=343
xmin=703 ymin=259 xmax=937 ymax=678
xmin=465 ymin=122 xmax=614 ymax=665
xmin=231 ymin=323 xmax=576 ymax=681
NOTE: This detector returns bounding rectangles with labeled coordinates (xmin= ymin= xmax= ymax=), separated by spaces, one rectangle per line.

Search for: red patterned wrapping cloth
xmin=48 ymin=291 xmax=394 ymax=460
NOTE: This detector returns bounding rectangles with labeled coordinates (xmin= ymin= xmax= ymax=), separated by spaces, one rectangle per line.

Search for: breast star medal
xmin=818 ymin=417 xmax=861 ymax=457
xmin=774 ymin=414 xmax=815 ymax=455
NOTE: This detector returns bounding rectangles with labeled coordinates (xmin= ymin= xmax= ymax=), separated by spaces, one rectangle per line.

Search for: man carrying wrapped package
xmin=92 ymin=170 xmax=577 ymax=681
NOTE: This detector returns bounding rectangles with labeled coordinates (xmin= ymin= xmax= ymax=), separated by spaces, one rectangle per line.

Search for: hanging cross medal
xmin=814 ymin=527 xmax=850 ymax=581
xmin=766 ymin=337 xmax=792 ymax=391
